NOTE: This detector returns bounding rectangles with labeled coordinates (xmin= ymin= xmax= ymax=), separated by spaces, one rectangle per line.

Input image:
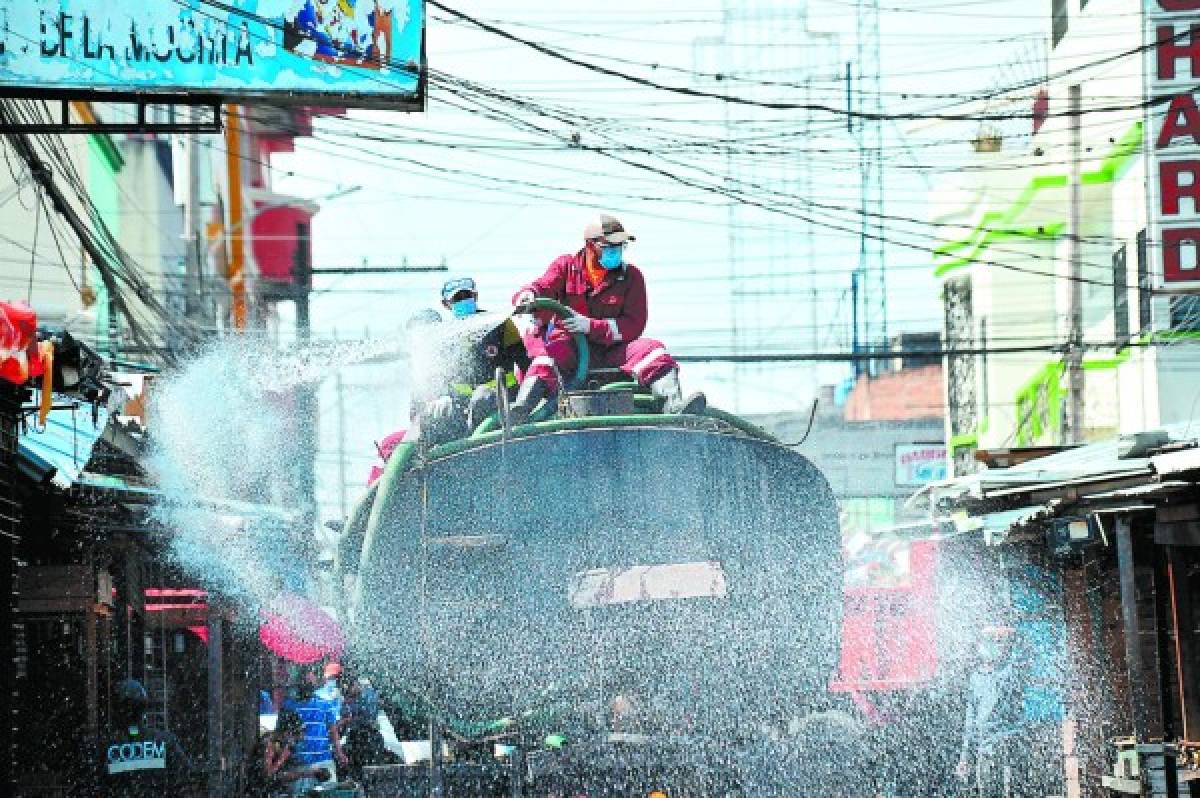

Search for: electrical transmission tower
xmin=693 ymin=1 xmax=841 ymax=410
xmin=855 ymin=0 xmax=887 ymax=373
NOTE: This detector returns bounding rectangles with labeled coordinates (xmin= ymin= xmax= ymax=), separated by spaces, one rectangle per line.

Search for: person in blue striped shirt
xmin=282 ymin=664 xmax=346 ymax=795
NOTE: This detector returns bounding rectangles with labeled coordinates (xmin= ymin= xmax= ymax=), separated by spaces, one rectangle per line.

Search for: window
xmin=1171 ymin=296 xmax=1200 ymax=332
xmin=1137 ymin=229 xmax=1152 ymax=331
xmin=1052 ymin=0 xmax=1068 ymax=47
xmin=1113 ymin=244 xmax=1129 ymax=342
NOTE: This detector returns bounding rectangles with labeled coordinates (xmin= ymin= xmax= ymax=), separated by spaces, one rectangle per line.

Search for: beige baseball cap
xmin=583 ymin=214 xmax=636 ymax=245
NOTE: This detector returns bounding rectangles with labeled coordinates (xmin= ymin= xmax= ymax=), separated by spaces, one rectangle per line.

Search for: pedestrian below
xmin=96 ymin=678 xmax=198 ymax=797
xmin=282 ymin=665 xmax=346 ymax=794
xmin=316 ymin=662 xmax=344 ymax=712
xmin=337 ymin=672 xmax=395 ymax=783
xmin=955 ymin=625 xmax=1023 ymax=797
xmin=509 ymin=214 xmax=705 ymax=423
xmin=245 ymin=709 xmax=331 ymax=797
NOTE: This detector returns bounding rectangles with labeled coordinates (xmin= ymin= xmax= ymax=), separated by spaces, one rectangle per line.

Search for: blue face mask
xmin=599 ymin=245 xmax=624 ymax=271
xmin=451 ymin=298 xmax=477 ymax=318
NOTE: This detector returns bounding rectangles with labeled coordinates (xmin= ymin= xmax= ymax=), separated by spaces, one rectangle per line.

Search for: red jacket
xmin=515 ymin=251 xmax=649 ymax=347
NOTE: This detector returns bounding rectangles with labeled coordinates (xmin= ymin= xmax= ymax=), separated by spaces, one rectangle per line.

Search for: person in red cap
xmin=509 ymin=214 xmax=705 ymax=422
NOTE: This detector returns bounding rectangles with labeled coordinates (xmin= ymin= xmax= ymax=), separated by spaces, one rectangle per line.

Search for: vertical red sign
xmin=1149 ymin=0 xmax=1200 ymax=286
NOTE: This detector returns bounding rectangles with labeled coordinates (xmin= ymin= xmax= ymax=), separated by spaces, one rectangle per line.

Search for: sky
xmin=261 ymin=0 xmax=1053 ymax=522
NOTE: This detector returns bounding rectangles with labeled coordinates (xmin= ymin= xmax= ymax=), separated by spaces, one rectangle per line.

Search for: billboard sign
xmin=1145 ymin=0 xmax=1200 ymax=287
xmin=894 ymin=443 xmax=947 ymax=487
xmin=0 ymin=1 xmax=424 ymax=108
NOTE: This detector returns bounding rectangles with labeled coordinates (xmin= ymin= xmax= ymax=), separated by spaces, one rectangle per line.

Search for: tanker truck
xmin=335 ymin=304 xmax=863 ymax=797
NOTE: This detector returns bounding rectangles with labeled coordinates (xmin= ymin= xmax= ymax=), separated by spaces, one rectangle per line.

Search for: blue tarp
xmin=1011 ymin=564 xmax=1067 ymax=724
xmin=19 ymin=403 xmax=110 ymax=490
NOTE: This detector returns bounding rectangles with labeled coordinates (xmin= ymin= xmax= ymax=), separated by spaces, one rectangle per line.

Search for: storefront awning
xmin=951 ymin=503 xmax=1057 ymax=545
xmin=74 ymin=472 xmax=296 ymax=523
xmin=19 ymin=403 xmax=110 ymax=489
xmin=1151 ymin=447 xmax=1200 ymax=478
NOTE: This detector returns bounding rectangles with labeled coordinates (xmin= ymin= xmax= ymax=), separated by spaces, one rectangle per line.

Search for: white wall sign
xmin=894 ymin=444 xmax=948 ymax=487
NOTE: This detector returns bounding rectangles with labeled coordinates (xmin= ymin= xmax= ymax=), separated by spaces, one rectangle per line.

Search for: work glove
xmin=561 ymin=313 xmax=592 ymax=335
xmin=514 ymin=290 xmax=535 ymax=310
xmin=427 ymin=396 xmax=455 ymax=420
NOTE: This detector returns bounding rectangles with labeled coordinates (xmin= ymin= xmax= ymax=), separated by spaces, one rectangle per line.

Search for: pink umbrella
xmin=258 ymin=594 xmax=346 ymax=664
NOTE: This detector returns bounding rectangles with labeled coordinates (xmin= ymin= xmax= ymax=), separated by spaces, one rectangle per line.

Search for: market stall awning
xmin=924 ymin=423 xmax=1200 ymax=510
xmin=19 ymin=403 xmax=110 ymax=489
xmin=950 ymin=503 xmax=1057 ymax=545
xmin=1151 ymin=447 xmax=1200 ymax=478
xmin=73 ymin=472 xmax=297 ymax=523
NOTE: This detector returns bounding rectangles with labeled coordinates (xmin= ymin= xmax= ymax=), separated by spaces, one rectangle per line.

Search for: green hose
xmin=435 ymin=408 xmax=777 ymax=461
xmin=527 ymin=396 xmax=558 ymax=424
xmin=336 ymin=480 xmax=379 ymax=575
xmin=702 ymin=407 xmax=778 ymax=442
xmin=473 ymin=381 xmax=625 ymax=438
xmin=523 ymin=297 xmax=590 ymax=387
xmin=470 ymin=297 xmax=588 ymax=437
xmin=355 ymin=441 xmax=418 ymax=581
xmin=600 ymin=380 xmax=642 ymax=392
xmin=473 ymin=397 xmax=557 ymax=437
xmin=472 ymin=414 xmax=501 ymax=437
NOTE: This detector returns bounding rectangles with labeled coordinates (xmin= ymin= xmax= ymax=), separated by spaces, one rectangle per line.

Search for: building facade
xmin=754 ymin=360 xmax=947 ymax=583
xmin=932 ymin=0 xmax=1200 ymax=476
xmin=0 ymin=101 xmax=331 ymax=793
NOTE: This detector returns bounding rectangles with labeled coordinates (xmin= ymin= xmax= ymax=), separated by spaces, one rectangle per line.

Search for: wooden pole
xmin=1116 ymin=516 xmax=1155 ymax=741
xmin=207 ymin=609 xmax=224 ymax=797
xmin=1167 ymin=547 xmax=1200 ymax=742
xmin=224 ymin=107 xmax=247 ymax=331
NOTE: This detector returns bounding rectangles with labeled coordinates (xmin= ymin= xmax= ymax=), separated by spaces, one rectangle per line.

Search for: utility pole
xmin=206 ymin=603 xmax=224 ymax=798
xmin=1067 ymin=84 xmax=1085 ymax=444
xmin=847 ymin=61 xmax=864 ymax=380
xmin=846 ymin=62 xmax=853 ymax=135
xmin=294 ymin=221 xmax=312 ymax=343
xmin=332 ymin=328 xmax=347 ymax=520
xmin=335 ymin=370 xmax=347 ymax=519
xmin=856 ymin=0 xmax=886 ymax=370
xmin=851 ymin=271 xmax=861 ymax=371
xmin=225 ymin=106 xmax=248 ymax=330
xmin=805 ymin=76 xmax=818 ymax=395
xmin=293 ymin=222 xmax=318 ymax=559
xmin=183 ymin=106 xmax=203 ymax=324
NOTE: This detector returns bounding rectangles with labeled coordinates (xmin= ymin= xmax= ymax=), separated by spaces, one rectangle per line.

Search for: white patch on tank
xmin=568 ymin=561 xmax=728 ymax=608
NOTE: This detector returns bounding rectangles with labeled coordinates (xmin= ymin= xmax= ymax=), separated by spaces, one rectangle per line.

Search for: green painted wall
xmin=939 ymin=120 xmax=1146 ymax=455
xmin=933 ymin=121 xmax=1143 ymax=278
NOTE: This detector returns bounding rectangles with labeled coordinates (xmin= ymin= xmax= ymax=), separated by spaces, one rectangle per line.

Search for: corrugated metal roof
xmin=1151 ymin=447 xmax=1200 ymax=477
xmin=951 ymin=503 xmax=1056 ymax=544
xmin=967 ymin=421 xmax=1200 ymax=495
xmin=20 ymin=403 xmax=110 ymax=490
xmin=1085 ymin=481 xmax=1194 ymax=502
xmin=917 ymin=425 xmax=1200 ymax=547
